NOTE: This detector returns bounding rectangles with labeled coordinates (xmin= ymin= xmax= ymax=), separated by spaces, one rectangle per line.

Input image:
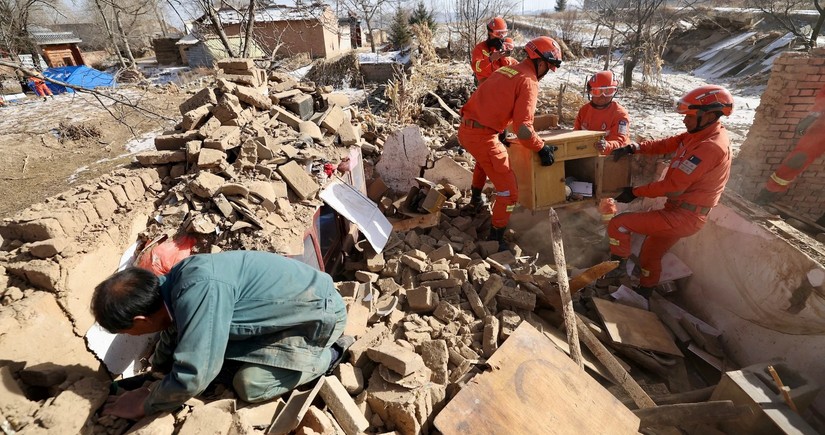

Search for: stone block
xmin=498 ymin=310 xmax=521 ymax=340
xmin=423 ymin=157 xmax=473 ymax=192
xmin=283 ymin=93 xmax=314 ymax=120
xmin=179 ymin=87 xmax=217 ymax=115
xmin=218 ymin=58 xmax=254 ymax=72
xmin=136 ymin=150 xmax=186 ymax=165
xmin=418 ymin=340 xmax=448 ymax=385
xmin=483 ymin=315 xmax=499 ymax=358
xmin=121 ymin=177 xmax=145 ymax=202
xmin=496 ymin=286 xmax=536 ymax=311
xmin=181 ymin=105 xmax=213 ymax=131
xmin=324 ymin=93 xmax=350 ymax=107
xmin=400 ymin=255 xmax=428 ymax=273
xmin=34 ymin=377 xmax=108 ymax=434
xmin=19 ymin=362 xmax=67 ymax=387
xmin=418 ymin=271 xmax=448 ymax=282
xmin=198 ymin=115 xmax=222 ymax=138
xmin=0 ymin=218 xmax=64 ymax=243
xmin=197 ymin=148 xmax=226 ymax=169
xmin=320 ymin=105 xmax=345 ymax=133
xmin=433 ymin=301 xmax=461 ymax=323
xmin=189 ymin=172 xmax=225 ymax=199
xmin=420 ymin=278 xmax=461 ymax=289
xmin=407 ymin=286 xmax=437 ymax=312
xmin=299 ymin=120 xmax=324 ymax=142
xmin=462 ymin=283 xmax=486 ymax=319
xmin=427 ymin=244 xmax=454 ymax=263
xmin=235 ymin=85 xmax=271 ymax=109
xmin=354 ymin=270 xmax=379 ymax=283
xmin=333 ymin=363 xmax=364 ymax=395
xmin=210 ymin=93 xmax=243 ymax=124
xmin=177 ymin=399 xmax=234 ymax=435
xmin=203 ymin=125 xmax=241 ymax=151
xmin=108 ymin=184 xmax=130 ymax=207
xmin=220 ymin=73 xmax=261 ymax=88
xmin=271 ymin=105 xmax=303 ymax=130
xmin=348 ymin=324 xmax=390 ymax=367
xmin=318 ymin=376 xmax=369 ymax=435
xmin=365 ymin=372 xmax=444 ymax=435
xmin=479 ymin=273 xmax=503 ymax=305
xmin=154 ymin=130 xmax=201 ymax=151
xmin=29 ymin=237 xmax=68 ymax=258
xmin=367 ymin=343 xmax=426 ymax=376
xmin=90 ymin=190 xmax=118 ymax=219
xmin=277 ymin=161 xmax=320 ymax=200
xmin=337 ymin=120 xmax=361 ymax=146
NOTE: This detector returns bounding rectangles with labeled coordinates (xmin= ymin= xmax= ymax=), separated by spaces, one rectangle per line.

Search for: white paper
xmin=85 ymin=323 xmax=157 ymax=376
xmin=569 ymin=181 xmax=593 ymax=197
xmin=610 ymin=285 xmax=649 ymax=310
xmin=319 ymin=179 xmax=392 ymax=253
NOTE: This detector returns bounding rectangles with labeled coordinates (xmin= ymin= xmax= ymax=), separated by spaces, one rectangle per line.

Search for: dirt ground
xmin=0 ymin=88 xmax=185 ymax=218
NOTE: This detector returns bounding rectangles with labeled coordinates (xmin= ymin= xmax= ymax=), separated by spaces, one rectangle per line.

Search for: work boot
xmin=597 ymin=255 xmax=627 ymax=286
xmin=754 ymin=188 xmax=780 ymax=205
xmin=467 ymin=187 xmax=486 ymax=214
xmin=634 ymin=285 xmax=655 ymax=300
xmin=326 ymin=335 xmax=355 ymax=375
xmin=487 ymin=226 xmax=508 ymax=252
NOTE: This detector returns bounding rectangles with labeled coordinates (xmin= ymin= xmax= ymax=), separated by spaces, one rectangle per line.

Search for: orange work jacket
xmin=574 ymin=101 xmax=630 ymax=154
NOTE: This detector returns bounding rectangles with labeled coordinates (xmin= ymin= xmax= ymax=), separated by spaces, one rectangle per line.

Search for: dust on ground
xmin=0 ymin=88 xmax=184 ymax=218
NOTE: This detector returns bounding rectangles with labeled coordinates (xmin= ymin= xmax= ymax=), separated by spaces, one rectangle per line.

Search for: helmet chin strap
xmin=533 ymin=59 xmax=548 ymax=80
xmin=687 ymin=111 xmax=721 ymax=133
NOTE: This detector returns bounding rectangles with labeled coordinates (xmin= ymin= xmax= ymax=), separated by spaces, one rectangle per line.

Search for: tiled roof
xmin=29 ymin=26 xmax=82 ymax=46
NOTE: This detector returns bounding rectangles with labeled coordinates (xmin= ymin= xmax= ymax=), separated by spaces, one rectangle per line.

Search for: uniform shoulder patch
xmin=678 ymin=154 xmax=702 ymax=175
xmin=618 ymin=119 xmax=628 ymax=135
xmin=496 ymin=66 xmax=519 ymax=77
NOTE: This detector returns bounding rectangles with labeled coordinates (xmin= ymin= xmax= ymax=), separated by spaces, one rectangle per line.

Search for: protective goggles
xmin=490 ymin=29 xmax=509 ymax=38
xmin=590 ymin=87 xmax=617 ymax=97
xmin=539 ymin=52 xmax=562 ymax=68
xmin=675 ymin=100 xmax=731 ymax=115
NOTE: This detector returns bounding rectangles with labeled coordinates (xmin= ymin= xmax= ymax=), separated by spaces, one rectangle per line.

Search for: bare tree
xmin=0 ymin=0 xmax=61 ymax=69
xmin=588 ymin=0 xmax=692 ymax=88
xmin=455 ymin=0 xmax=516 ymax=60
xmin=343 ymin=0 xmax=391 ymax=53
xmin=748 ymin=0 xmax=825 ymax=48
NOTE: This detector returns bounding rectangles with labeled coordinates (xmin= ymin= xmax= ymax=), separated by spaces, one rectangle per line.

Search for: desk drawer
xmin=564 ymin=139 xmax=599 ymax=159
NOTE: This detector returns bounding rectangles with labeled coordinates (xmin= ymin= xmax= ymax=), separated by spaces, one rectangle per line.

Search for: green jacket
xmin=144 ymin=251 xmax=346 ymax=414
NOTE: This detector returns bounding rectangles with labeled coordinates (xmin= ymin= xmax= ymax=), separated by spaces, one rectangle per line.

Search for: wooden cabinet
xmin=507 ymin=130 xmax=631 ymax=210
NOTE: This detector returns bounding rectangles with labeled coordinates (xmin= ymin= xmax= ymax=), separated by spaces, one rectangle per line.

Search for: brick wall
xmin=729 ymin=48 xmax=825 ymax=221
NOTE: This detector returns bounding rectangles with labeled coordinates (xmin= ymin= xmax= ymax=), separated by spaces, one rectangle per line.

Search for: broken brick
xmin=479 ymin=274 xmax=503 ymax=305
xmin=318 ymin=376 xmax=369 ymax=435
xmin=400 ymin=255 xmax=428 ymax=273
xmin=462 ymin=283 xmax=486 ymax=319
xmin=417 ymin=340 xmax=449 ymax=385
xmin=407 ymin=287 xmax=437 ymax=312
xmin=433 ymin=301 xmax=460 ymax=322
xmin=367 ymin=343 xmax=426 ymax=376
xmin=179 ymin=87 xmax=218 ymax=115
xmin=498 ymin=310 xmax=521 ymax=340
xmin=181 ymin=105 xmax=212 ymax=131
xmin=203 ymin=126 xmax=241 ymax=151
xmin=348 ymin=324 xmax=390 ymax=367
xmin=333 ymin=363 xmax=364 ymax=395
xmin=496 ymin=286 xmax=536 ymax=311
xmin=234 ymin=85 xmax=271 ymax=110
xmin=482 ymin=315 xmax=500 ymax=358
xmin=136 ymin=150 xmax=186 ymax=165
xmin=277 ymin=161 xmax=320 ymax=200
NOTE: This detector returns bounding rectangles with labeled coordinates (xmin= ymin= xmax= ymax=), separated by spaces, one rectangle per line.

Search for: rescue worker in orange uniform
xmin=755 ymin=82 xmax=825 ymax=205
xmin=471 ymin=17 xmax=512 ymax=85
xmin=574 ymin=71 xmax=630 ymax=155
xmin=603 ymin=85 xmax=734 ymax=299
xmin=29 ymin=76 xmax=53 ymax=101
xmin=460 ymin=36 xmax=562 ymax=250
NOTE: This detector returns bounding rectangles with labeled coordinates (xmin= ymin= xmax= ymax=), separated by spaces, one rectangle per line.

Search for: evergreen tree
xmin=409 ymin=1 xmax=437 ymax=32
xmin=555 ymin=0 xmax=567 ymax=12
xmin=388 ymin=8 xmax=413 ymax=49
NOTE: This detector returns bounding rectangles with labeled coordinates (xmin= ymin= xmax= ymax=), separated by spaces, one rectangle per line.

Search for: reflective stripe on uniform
xmin=770 ymin=172 xmax=792 ymax=186
xmin=609 ymin=238 xmax=620 ymax=246
xmin=505 ymin=204 xmax=516 ymax=212
xmin=497 ymin=190 xmax=511 ymax=197
xmin=617 ymin=226 xmax=631 ymax=234
xmin=641 ymin=268 xmax=650 ymax=277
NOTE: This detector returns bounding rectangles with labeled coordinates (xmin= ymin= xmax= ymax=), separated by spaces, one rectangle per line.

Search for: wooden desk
xmin=508 ymin=129 xmax=630 ymax=210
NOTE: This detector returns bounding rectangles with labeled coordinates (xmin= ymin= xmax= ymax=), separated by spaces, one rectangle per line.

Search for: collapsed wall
xmin=730 ymin=48 xmax=825 ymax=222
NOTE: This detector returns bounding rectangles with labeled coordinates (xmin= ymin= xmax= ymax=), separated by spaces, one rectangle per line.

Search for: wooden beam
xmin=568 ymin=261 xmax=619 ymax=293
xmin=575 ymin=314 xmax=655 ymax=409
xmin=633 ymin=401 xmax=752 ymax=428
xmin=427 ymin=91 xmax=459 ymax=120
xmin=390 ymin=212 xmax=440 ymax=232
xmin=548 ymin=208 xmax=582 ymax=368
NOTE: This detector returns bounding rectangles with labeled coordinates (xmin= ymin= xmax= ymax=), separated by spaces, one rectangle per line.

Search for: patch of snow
xmin=125 ymin=130 xmax=161 ymax=153
xmin=68 ymin=165 xmax=89 ymax=184
xmin=288 ymin=65 xmax=312 ymax=80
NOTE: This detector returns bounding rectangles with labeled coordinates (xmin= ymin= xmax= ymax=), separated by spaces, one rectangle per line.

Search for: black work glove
xmin=498 ymin=132 xmax=511 ymax=147
xmin=796 ymin=113 xmax=820 ymax=136
xmin=611 ymin=143 xmax=638 ymax=162
xmin=615 ymin=186 xmax=637 ymax=203
xmin=538 ymin=145 xmax=557 ymax=166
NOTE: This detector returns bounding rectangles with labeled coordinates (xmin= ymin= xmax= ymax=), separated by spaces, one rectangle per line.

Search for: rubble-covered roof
xmin=216 ymin=3 xmax=329 ymax=25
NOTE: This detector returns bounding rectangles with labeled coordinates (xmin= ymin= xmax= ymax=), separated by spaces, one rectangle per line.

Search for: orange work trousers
xmin=766 ymin=117 xmax=825 ymax=192
xmin=458 ymin=125 xmax=518 ymax=229
xmin=607 ymin=203 xmax=705 ymax=287
xmin=35 ymin=83 xmax=53 ymax=97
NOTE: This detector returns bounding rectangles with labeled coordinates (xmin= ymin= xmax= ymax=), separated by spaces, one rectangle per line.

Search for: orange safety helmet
xmin=487 ymin=17 xmax=508 ymax=38
xmin=525 ymin=36 xmax=562 ymax=71
xmin=675 ymin=85 xmax=734 ymax=117
xmin=586 ymin=70 xmax=619 ymax=98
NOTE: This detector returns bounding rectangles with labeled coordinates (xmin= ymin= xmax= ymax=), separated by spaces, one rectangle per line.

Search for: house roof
xmin=212 ymin=3 xmax=329 ymax=25
xmin=29 ymin=26 xmax=82 ymax=46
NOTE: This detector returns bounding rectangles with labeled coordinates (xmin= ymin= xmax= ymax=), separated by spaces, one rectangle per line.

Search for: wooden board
xmin=593 ymin=298 xmax=683 ymax=357
xmin=434 ymin=323 xmax=640 ymax=435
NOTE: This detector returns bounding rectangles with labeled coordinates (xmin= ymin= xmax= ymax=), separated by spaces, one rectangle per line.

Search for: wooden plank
xmin=427 ymin=91 xmax=459 ymax=120
xmin=524 ymin=313 xmax=616 ymax=381
xmin=538 ymin=129 xmax=605 ymax=142
xmin=433 ymin=323 xmax=639 ymax=435
xmin=593 ymin=298 xmax=683 ymax=357
xmin=568 ymin=261 xmax=619 ymax=293
xmin=633 ymin=401 xmax=752 ymax=428
xmin=548 ymin=208 xmax=582 ymax=368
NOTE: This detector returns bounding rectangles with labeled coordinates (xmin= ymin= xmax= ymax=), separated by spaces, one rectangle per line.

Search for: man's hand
xmin=595 ymin=138 xmax=607 ymax=153
xmin=538 ymin=145 xmax=557 ymax=166
xmin=102 ymin=387 xmax=150 ymax=420
xmin=498 ymin=132 xmax=511 ymax=147
xmin=796 ymin=113 xmax=820 ymax=136
xmin=615 ymin=186 xmax=637 ymax=203
xmin=490 ymin=51 xmax=504 ymax=62
xmin=611 ymin=143 xmax=639 ymax=162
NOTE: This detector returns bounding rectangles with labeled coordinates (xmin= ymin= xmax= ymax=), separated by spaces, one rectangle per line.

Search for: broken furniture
xmin=434 ymin=323 xmax=640 ymax=434
xmin=711 ymin=363 xmax=820 ymax=434
xmin=507 ymin=130 xmax=631 ymax=209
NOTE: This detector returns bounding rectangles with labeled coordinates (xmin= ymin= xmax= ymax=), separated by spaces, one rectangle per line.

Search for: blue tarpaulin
xmin=33 ymin=66 xmax=116 ymax=94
